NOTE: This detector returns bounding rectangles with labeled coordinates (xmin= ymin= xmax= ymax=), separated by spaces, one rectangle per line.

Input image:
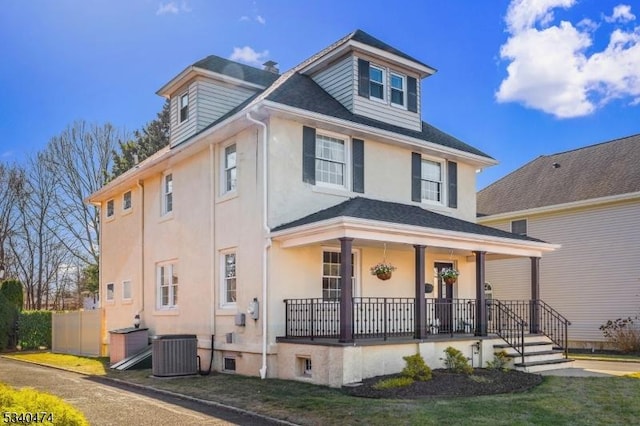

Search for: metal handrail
xmin=536 ymin=299 xmax=572 ymax=358
xmin=489 ymin=300 xmax=526 ymax=364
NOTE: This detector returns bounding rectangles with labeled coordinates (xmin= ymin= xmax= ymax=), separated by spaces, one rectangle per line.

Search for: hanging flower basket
xmin=370 ymin=262 xmax=396 ymax=281
xmin=440 ymin=268 xmax=460 ymax=285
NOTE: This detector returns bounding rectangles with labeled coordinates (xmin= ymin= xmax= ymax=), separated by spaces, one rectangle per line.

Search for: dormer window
xmin=179 ymin=92 xmax=189 ymax=123
xmin=369 ymin=65 xmax=385 ymax=101
xmin=390 ymin=73 xmax=405 ymax=107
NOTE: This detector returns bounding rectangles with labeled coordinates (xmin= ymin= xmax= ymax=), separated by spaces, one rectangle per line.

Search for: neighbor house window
xmin=315 ymin=134 xmax=346 ymax=187
xmin=511 ymin=219 xmax=527 ymax=236
xmin=122 ymin=280 xmax=132 ymax=300
xmin=390 ymin=72 xmax=405 ymax=107
xmin=106 ymin=199 xmax=115 ymax=218
xmin=123 ymin=191 xmax=132 ymax=211
xmin=421 ymin=159 xmax=443 ymax=203
xmin=179 ymin=92 xmax=189 ymax=123
xmin=162 ymin=173 xmax=173 ymax=215
xmin=106 ymin=283 xmax=114 ymax=301
xmin=222 ymin=252 xmax=236 ymax=306
xmin=157 ymin=262 xmax=178 ymax=309
xmin=322 ymin=250 xmax=354 ymax=300
xmin=369 ymin=65 xmax=385 ymax=100
xmin=223 ymin=144 xmax=237 ymax=193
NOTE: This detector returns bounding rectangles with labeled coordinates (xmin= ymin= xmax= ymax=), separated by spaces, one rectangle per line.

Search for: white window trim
xmin=122 ymin=280 xmax=132 ymax=302
xmin=321 ymin=246 xmax=361 ymax=299
xmin=420 ymin=156 xmax=447 ymax=206
xmin=156 ymin=261 xmax=178 ymax=310
xmin=179 ymin=91 xmax=189 ymax=124
xmin=220 ymin=142 xmax=237 ymax=196
xmin=161 ymin=171 xmax=173 ymax=217
xmin=390 ymin=72 xmax=407 ymax=109
xmin=122 ymin=190 xmax=132 ymax=213
xmin=105 ymin=199 xmax=115 ymax=220
xmin=369 ymin=64 xmax=386 ymax=103
xmin=220 ymin=249 xmax=237 ymax=309
xmin=314 ymin=130 xmax=352 ymax=191
xmin=105 ymin=282 xmax=115 ymax=303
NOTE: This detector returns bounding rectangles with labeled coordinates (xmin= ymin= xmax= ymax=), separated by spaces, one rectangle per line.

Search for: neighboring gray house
xmin=477 ymin=134 xmax=640 ymax=349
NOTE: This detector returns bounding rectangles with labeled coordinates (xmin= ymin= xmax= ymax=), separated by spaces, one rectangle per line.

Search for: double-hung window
xmin=322 ymin=251 xmax=355 ymax=300
xmin=157 ymin=262 xmax=178 ymax=309
xmin=106 ymin=283 xmax=115 ymax=302
xmin=224 ymin=144 xmax=237 ymax=193
xmin=421 ymin=159 xmax=443 ymax=203
xmin=122 ymin=280 xmax=132 ymax=300
xmin=511 ymin=219 xmax=527 ymax=236
xmin=315 ymin=134 xmax=346 ymax=187
xmin=162 ymin=173 xmax=173 ymax=215
xmin=390 ymin=72 xmax=406 ymax=107
xmin=123 ymin=191 xmax=132 ymax=211
xmin=106 ymin=200 xmax=115 ymax=219
xmin=369 ymin=65 xmax=385 ymax=101
xmin=222 ymin=252 xmax=237 ymax=306
xmin=179 ymin=93 xmax=189 ymax=123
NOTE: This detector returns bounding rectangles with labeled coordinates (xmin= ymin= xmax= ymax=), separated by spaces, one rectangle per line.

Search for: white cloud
xmin=156 ymin=1 xmax=191 ymax=15
xmin=230 ymin=46 xmax=269 ymax=66
xmin=496 ymin=1 xmax=640 ymax=118
xmin=239 ymin=16 xmax=250 ymax=22
xmin=604 ymin=4 xmax=636 ymax=23
xmin=256 ymin=15 xmax=266 ymax=25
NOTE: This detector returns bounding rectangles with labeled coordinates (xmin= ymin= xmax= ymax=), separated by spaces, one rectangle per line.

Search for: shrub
xmin=0 ymin=382 xmax=89 ymax=425
xmin=0 ymin=292 xmax=18 ymax=350
xmin=373 ymin=376 xmax=414 ymax=390
xmin=17 ymin=311 xmax=52 ymax=350
xmin=486 ymin=350 xmax=510 ymax=371
xmin=401 ymin=353 xmax=432 ymax=381
xmin=600 ymin=317 xmax=640 ymax=353
xmin=442 ymin=346 xmax=473 ymax=374
xmin=0 ymin=279 xmax=23 ymax=311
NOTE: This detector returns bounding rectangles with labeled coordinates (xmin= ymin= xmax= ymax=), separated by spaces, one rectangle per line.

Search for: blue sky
xmin=1 ymin=0 xmax=638 ymax=189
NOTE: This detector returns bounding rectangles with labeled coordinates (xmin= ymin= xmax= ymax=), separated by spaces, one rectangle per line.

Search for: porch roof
xmin=271 ymin=197 xmax=559 ymax=257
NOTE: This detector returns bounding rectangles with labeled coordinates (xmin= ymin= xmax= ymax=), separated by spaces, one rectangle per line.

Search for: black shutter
xmin=358 ymin=59 xmax=370 ymax=98
xmin=407 ymin=76 xmax=418 ymax=113
xmin=411 ymin=152 xmax=422 ymax=202
xmin=447 ymin=161 xmax=458 ymax=208
xmin=352 ymin=138 xmax=364 ymax=193
xmin=302 ymin=126 xmax=316 ymax=184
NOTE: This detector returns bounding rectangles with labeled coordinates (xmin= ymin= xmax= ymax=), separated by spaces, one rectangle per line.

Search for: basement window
xmin=223 ymin=357 xmax=236 ymax=372
xmin=297 ymin=356 xmax=312 ymax=378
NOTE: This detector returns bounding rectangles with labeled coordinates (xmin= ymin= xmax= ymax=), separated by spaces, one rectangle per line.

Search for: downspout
xmin=136 ymin=180 xmax=145 ymax=318
xmin=246 ymin=110 xmax=270 ymax=379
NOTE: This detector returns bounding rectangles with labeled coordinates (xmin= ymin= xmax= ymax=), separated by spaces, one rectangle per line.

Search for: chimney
xmin=263 ymin=60 xmax=279 ymax=74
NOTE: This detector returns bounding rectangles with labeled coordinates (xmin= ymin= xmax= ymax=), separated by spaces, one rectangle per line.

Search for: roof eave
xmin=156 ymin=66 xmax=267 ymax=98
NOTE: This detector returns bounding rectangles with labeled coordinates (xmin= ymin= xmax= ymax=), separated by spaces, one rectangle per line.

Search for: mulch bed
xmin=343 ymin=368 xmax=543 ymax=399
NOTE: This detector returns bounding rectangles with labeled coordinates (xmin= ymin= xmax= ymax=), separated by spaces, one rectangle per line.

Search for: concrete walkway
xmin=539 ymin=359 xmax=640 ymax=377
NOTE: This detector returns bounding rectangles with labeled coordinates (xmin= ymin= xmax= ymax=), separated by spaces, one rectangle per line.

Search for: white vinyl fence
xmin=52 ymin=309 xmax=103 ymax=357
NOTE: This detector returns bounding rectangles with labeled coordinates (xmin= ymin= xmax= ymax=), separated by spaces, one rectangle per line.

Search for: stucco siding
xmin=312 ymin=55 xmax=354 ymax=111
xmin=481 ymin=199 xmax=640 ymax=346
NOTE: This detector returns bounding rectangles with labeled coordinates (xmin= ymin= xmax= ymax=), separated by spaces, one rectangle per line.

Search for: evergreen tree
xmin=112 ymin=99 xmax=170 ymax=178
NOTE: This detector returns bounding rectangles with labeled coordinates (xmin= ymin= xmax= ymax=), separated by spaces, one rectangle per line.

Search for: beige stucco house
xmin=89 ymin=30 xmax=569 ymax=387
xmin=478 ymin=134 xmax=640 ymax=350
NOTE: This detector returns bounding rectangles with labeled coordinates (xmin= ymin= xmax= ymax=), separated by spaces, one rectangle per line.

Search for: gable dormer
xmin=157 ymin=56 xmax=279 ymax=147
xmin=302 ymin=30 xmax=436 ymax=132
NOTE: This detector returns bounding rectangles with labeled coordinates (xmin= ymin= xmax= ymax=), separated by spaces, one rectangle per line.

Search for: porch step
xmin=514 ymin=358 xmax=575 ymax=373
xmin=504 ymin=349 xmax=566 ymax=364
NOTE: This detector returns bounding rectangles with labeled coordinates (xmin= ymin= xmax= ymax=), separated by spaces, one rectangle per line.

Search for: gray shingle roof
xmin=349 ymin=29 xmax=435 ymax=71
xmin=193 ymin=55 xmax=279 ymax=87
xmin=266 ymin=73 xmax=492 ymax=158
xmin=272 ymin=197 xmax=543 ymax=243
xmin=477 ymin=134 xmax=640 ymax=216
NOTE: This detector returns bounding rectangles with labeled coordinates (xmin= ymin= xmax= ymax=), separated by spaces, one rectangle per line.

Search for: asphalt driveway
xmin=0 ymin=357 xmax=286 ymax=426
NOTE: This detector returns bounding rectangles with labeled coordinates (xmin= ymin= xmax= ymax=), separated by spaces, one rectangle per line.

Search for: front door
xmin=434 ymin=262 xmax=454 ymax=333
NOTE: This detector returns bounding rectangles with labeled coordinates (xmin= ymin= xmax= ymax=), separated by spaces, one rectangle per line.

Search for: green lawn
xmin=4 ymin=352 xmax=640 ymax=425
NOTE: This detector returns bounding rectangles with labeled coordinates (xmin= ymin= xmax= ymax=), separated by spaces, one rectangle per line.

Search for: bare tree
xmin=45 ymin=121 xmax=125 ymax=266
xmin=0 ymin=163 xmax=25 ymax=279
xmin=9 ymin=155 xmax=70 ymax=309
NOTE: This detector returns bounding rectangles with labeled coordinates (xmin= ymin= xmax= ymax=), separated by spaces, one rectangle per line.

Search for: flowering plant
xmin=439 ymin=268 xmax=460 ymax=279
xmin=370 ymin=262 xmax=397 ymax=276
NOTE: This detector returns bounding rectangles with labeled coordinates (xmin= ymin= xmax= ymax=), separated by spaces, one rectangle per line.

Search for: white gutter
xmin=246 ymin=110 xmax=271 ymax=380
